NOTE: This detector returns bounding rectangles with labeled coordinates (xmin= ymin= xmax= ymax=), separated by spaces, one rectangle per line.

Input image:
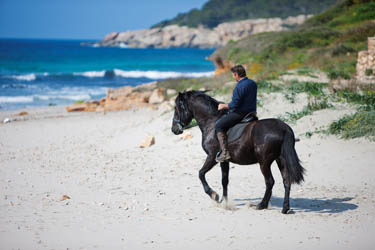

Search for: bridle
xmin=173 ymin=97 xmax=193 ymax=131
xmin=173 ymin=117 xmax=186 ymax=131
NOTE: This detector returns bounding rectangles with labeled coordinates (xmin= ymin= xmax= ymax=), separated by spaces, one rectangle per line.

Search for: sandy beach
xmin=0 ymin=92 xmax=374 ymax=250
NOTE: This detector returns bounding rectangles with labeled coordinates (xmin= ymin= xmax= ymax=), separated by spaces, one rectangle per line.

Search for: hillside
xmin=210 ymin=0 xmax=375 ymax=80
xmin=152 ymin=0 xmax=338 ymax=29
xmin=157 ymin=0 xmax=375 ymax=141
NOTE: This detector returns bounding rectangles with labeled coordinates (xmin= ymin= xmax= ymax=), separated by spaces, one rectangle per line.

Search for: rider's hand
xmin=218 ymin=103 xmax=228 ymax=110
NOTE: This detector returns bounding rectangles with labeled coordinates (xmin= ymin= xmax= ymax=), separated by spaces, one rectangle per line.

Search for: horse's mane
xmin=186 ymin=90 xmax=228 ymax=117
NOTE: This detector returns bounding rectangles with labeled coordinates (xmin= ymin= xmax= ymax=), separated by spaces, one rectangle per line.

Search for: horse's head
xmin=171 ymin=92 xmax=193 ymax=135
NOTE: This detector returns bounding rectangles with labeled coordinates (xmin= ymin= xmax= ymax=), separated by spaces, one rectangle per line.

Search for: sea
xmin=0 ymin=39 xmax=215 ymax=110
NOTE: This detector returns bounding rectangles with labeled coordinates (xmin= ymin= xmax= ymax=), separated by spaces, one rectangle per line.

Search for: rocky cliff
xmin=91 ymin=15 xmax=312 ymax=49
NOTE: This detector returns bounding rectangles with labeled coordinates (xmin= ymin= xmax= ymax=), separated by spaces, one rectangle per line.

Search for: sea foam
xmin=9 ymin=74 xmax=37 ymax=81
xmin=113 ymin=69 xmax=214 ymax=79
xmin=0 ymin=96 xmax=34 ymax=103
xmin=74 ymin=71 xmax=106 ymax=77
xmin=14 ymin=70 xmax=215 ymax=80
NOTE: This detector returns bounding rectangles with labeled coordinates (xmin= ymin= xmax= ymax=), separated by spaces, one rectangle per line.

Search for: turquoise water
xmin=0 ymin=39 xmax=215 ymax=110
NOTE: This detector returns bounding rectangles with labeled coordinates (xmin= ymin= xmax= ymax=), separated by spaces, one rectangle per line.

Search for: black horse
xmin=171 ymin=90 xmax=305 ymax=214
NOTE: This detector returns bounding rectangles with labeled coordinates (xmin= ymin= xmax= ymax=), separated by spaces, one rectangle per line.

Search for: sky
xmin=0 ymin=0 xmax=207 ymax=40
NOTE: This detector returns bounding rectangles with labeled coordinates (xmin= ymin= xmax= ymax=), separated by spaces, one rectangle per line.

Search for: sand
xmin=0 ymin=93 xmax=374 ymax=250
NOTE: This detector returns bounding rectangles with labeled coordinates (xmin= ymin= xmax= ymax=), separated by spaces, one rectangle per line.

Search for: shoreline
xmin=0 ymin=105 xmax=78 ymax=124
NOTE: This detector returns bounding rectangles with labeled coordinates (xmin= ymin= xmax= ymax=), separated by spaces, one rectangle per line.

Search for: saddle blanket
xmin=226 ymin=113 xmax=258 ymax=143
xmin=227 ymin=122 xmax=251 ymax=143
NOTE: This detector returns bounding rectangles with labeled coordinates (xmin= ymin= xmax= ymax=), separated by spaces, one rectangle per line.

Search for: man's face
xmin=232 ymin=72 xmax=240 ymax=82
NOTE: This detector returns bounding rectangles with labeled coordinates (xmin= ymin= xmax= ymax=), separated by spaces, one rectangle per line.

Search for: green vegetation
xmin=334 ymin=89 xmax=375 ymax=111
xmin=211 ymin=0 xmax=375 ymax=80
xmin=152 ymin=0 xmax=337 ymax=29
xmin=283 ymin=81 xmax=328 ymax=103
xmin=264 ymin=80 xmax=334 ymax=122
xmin=328 ymin=111 xmax=375 ymax=140
xmin=295 ymin=68 xmax=319 ymax=78
xmin=328 ymin=89 xmax=375 ymax=140
xmin=74 ymin=100 xmax=85 ymax=104
xmin=282 ymin=98 xmax=333 ymax=123
xmin=257 ymin=80 xmax=283 ymax=93
xmin=156 ymin=72 xmax=234 ymax=94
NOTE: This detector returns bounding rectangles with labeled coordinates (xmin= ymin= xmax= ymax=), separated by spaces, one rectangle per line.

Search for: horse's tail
xmin=281 ymin=127 xmax=305 ymax=184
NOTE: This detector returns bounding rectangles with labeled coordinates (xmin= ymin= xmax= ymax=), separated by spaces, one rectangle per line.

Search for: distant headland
xmin=84 ymin=15 xmax=312 ymax=49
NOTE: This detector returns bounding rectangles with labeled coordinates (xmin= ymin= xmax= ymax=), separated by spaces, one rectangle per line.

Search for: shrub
xmin=249 ymin=63 xmax=263 ymax=75
xmin=328 ymin=113 xmax=354 ymax=135
xmin=288 ymin=62 xmax=302 ymax=70
xmin=332 ymin=44 xmax=356 ymax=56
xmin=327 ymin=69 xmax=351 ymax=79
xmin=271 ymin=28 xmax=339 ymax=53
xmin=335 ymin=89 xmax=375 ymax=110
xmin=345 ymin=22 xmax=375 ymax=43
xmin=328 ymin=111 xmax=375 ymax=140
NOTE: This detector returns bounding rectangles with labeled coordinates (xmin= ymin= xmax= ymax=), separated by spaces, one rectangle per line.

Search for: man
xmin=215 ymin=65 xmax=257 ymax=162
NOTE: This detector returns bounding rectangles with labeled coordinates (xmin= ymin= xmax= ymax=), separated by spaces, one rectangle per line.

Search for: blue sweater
xmin=228 ymin=77 xmax=257 ymax=115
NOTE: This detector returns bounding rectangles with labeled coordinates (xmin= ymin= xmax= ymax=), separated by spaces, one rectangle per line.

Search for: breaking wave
xmin=3 ymin=69 xmax=214 ymax=82
xmin=7 ymin=73 xmax=37 ymax=81
xmin=112 ymin=69 xmax=214 ymax=79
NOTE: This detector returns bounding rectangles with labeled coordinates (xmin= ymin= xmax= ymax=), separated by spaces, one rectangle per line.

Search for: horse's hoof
xmin=219 ymin=196 xmax=228 ymax=204
xmin=211 ymin=192 xmax=220 ymax=202
xmin=282 ymin=208 xmax=293 ymax=214
xmin=256 ymin=203 xmax=268 ymax=210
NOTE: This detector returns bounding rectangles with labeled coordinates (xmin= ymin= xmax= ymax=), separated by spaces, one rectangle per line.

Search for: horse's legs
xmin=220 ymin=161 xmax=229 ymax=203
xmin=276 ymin=158 xmax=291 ymax=214
xmin=257 ymin=161 xmax=275 ymax=210
xmin=199 ymin=155 xmax=219 ymax=202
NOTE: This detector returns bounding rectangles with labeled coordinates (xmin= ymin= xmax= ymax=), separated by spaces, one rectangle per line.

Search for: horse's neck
xmin=189 ymin=99 xmax=219 ymax=134
xmin=196 ymin=115 xmax=217 ymax=135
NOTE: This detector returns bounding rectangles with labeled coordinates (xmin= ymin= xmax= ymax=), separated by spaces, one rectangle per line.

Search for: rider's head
xmin=231 ymin=65 xmax=247 ymax=82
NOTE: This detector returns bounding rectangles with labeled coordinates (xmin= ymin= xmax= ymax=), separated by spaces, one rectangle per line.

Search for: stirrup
xmin=216 ymin=151 xmax=230 ymax=162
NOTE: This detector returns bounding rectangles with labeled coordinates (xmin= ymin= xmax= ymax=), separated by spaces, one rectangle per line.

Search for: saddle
xmin=227 ymin=112 xmax=258 ymax=143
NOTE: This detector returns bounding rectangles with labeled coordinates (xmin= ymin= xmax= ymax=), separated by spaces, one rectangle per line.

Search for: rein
xmin=173 ymin=117 xmax=185 ymax=131
xmin=173 ymin=117 xmax=196 ymax=131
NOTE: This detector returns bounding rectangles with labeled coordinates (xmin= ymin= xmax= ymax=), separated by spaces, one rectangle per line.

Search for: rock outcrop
xmin=92 ymin=15 xmax=311 ymax=49
xmin=65 ymin=82 xmax=175 ymax=113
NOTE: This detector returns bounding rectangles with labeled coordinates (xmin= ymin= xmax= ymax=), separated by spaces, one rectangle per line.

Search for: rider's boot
xmin=216 ymin=131 xmax=231 ymax=162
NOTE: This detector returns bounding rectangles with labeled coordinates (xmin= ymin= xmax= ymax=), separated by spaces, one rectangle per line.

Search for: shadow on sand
xmin=233 ymin=197 xmax=358 ymax=213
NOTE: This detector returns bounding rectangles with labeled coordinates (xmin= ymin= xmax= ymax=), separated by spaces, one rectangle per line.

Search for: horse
xmin=171 ymin=90 xmax=305 ymax=214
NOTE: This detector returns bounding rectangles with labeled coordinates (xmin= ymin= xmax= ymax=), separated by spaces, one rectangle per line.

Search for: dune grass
xmin=281 ymin=98 xmax=333 ymax=123
xmin=328 ymin=111 xmax=375 ymax=140
xmin=327 ymin=89 xmax=375 ymax=140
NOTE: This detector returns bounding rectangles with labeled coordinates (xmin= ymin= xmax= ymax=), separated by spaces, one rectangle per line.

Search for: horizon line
xmin=0 ymin=37 xmax=101 ymax=41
